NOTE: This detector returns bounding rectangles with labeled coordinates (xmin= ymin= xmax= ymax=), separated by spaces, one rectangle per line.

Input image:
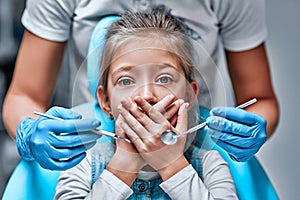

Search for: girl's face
xmin=97 ymin=41 xmax=199 ymax=117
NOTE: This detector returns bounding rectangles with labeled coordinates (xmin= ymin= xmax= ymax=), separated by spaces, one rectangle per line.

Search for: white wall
xmin=257 ymin=0 xmax=300 ymax=199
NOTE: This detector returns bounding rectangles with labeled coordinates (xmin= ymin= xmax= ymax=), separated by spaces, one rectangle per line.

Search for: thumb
xmin=175 ymin=103 xmax=189 ymax=132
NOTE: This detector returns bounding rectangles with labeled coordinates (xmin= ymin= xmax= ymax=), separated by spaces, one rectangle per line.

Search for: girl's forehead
xmin=110 ymin=41 xmax=181 ymax=68
xmin=112 ymin=38 xmax=179 ymax=61
xmin=114 ymin=39 xmax=176 ymax=56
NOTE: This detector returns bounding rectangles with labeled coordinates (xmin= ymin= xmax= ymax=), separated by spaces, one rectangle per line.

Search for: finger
xmin=119 ymin=118 xmax=145 ymax=146
xmin=115 ymin=116 xmax=139 ymax=144
xmin=169 ymin=115 xmax=177 ymax=126
xmin=47 ymin=143 xmax=90 ymax=161
xmin=163 ymin=99 xmax=184 ymax=121
xmin=115 ymin=117 xmax=126 ymax=137
xmin=46 ymin=106 xmax=82 ymax=120
xmin=118 ymin=104 xmax=151 ymax=139
xmin=210 ymin=107 xmax=265 ymax=125
xmin=49 ymin=132 xmax=99 ymax=148
xmin=40 ymin=118 xmax=101 ymax=133
xmin=206 ymin=116 xmax=252 ymax=137
xmin=134 ymin=96 xmax=165 ymax=124
xmin=175 ymin=103 xmax=189 ymax=132
xmin=152 ymin=94 xmax=175 ymax=113
xmin=50 ymin=152 xmax=87 ymax=170
xmin=214 ymin=140 xmax=258 ymax=162
xmin=120 ymin=98 xmax=152 ymax=127
xmin=207 ymin=127 xmax=257 ymax=149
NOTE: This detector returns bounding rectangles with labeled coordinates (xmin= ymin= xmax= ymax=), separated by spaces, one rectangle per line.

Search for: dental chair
xmin=3 ymin=16 xmax=279 ymax=200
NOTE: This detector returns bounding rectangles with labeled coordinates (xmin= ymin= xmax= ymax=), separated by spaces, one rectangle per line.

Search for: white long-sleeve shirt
xmin=55 ymin=150 xmax=238 ymax=200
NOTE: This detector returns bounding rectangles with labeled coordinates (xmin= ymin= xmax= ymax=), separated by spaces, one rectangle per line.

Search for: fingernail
xmin=185 ymin=102 xmax=189 ymax=108
xmin=120 ymin=98 xmax=127 ymax=104
xmin=206 ymin=116 xmax=216 ymax=124
xmin=212 ymin=107 xmax=225 ymax=115
xmin=168 ymin=94 xmax=174 ymax=99
xmin=118 ymin=104 xmax=125 ymax=113
xmin=178 ymin=99 xmax=184 ymax=104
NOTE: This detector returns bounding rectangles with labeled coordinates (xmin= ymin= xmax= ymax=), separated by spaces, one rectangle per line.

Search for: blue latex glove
xmin=205 ymin=107 xmax=267 ymax=162
xmin=16 ymin=106 xmax=101 ymax=170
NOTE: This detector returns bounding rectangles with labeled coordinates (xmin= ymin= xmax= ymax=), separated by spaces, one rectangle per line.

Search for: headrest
xmin=86 ymin=16 xmax=120 ymax=133
xmin=87 ymin=16 xmax=121 ymax=99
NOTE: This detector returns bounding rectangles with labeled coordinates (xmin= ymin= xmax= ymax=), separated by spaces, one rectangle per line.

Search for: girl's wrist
xmin=105 ymin=165 xmax=137 ymax=186
xmin=107 ymin=148 xmax=145 ymax=186
xmin=109 ymin=149 xmax=145 ymax=172
xmin=157 ymin=155 xmax=189 ymax=181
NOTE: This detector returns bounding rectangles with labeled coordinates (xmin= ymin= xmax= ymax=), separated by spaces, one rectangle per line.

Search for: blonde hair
xmin=99 ymin=7 xmax=197 ymax=91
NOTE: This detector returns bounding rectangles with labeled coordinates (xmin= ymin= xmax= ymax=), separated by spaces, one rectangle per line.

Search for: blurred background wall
xmin=0 ymin=0 xmax=24 ymax=197
xmin=257 ymin=0 xmax=300 ymax=199
xmin=0 ymin=0 xmax=299 ymax=199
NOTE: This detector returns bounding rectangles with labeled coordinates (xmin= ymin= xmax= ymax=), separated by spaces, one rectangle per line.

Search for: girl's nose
xmin=136 ymin=84 xmax=158 ymax=105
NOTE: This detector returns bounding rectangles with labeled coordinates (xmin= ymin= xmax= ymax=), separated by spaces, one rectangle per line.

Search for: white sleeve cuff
xmin=223 ymin=28 xmax=267 ymax=52
xmin=98 ymin=170 xmax=133 ymax=198
xmin=159 ymin=164 xmax=197 ymax=192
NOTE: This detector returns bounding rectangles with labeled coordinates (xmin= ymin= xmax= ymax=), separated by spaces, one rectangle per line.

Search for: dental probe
xmin=161 ymin=98 xmax=257 ymax=145
xmin=33 ymin=111 xmax=132 ymax=143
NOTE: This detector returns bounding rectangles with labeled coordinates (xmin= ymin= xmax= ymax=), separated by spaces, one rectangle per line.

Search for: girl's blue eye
xmin=158 ymin=76 xmax=172 ymax=84
xmin=119 ymin=78 xmax=132 ymax=86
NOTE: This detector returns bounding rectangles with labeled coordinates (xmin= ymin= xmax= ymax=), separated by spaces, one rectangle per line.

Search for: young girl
xmin=55 ymin=8 xmax=238 ymax=199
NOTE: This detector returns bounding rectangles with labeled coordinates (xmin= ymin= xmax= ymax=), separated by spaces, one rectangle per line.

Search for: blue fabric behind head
xmin=87 ymin=16 xmax=120 ymax=133
xmin=87 ymin=16 xmax=121 ymax=100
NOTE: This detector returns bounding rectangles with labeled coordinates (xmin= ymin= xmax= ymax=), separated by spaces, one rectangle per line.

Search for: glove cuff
xmin=16 ymin=118 xmax=35 ymax=161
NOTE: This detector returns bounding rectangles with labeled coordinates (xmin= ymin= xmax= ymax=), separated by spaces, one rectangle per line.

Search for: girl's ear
xmin=187 ymin=80 xmax=199 ymax=105
xmin=96 ymin=85 xmax=111 ymax=115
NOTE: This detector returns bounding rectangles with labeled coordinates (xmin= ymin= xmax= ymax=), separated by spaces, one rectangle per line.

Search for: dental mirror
xmin=161 ymin=98 xmax=257 ymax=145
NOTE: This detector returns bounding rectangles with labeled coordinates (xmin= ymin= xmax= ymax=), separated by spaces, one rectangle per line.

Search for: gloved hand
xmin=205 ymin=107 xmax=267 ymax=162
xmin=16 ymin=106 xmax=101 ymax=170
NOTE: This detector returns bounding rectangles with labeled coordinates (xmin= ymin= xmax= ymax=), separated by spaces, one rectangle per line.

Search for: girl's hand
xmin=106 ymin=94 xmax=183 ymax=176
xmin=107 ymin=115 xmax=145 ymax=174
xmin=118 ymin=96 xmax=190 ymax=177
xmin=151 ymin=94 xmax=185 ymax=126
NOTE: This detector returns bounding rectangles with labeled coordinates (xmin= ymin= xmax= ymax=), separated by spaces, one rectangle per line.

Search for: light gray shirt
xmin=21 ymin=0 xmax=267 ymax=108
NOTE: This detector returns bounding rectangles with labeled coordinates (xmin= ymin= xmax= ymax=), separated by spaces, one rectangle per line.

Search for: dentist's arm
xmin=3 ymin=30 xmax=65 ymax=138
xmin=226 ymin=43 xmax=279 ymax=137
xmin=206 ymin=43 xmax=279 ymax=162
xmin=3 ymin=30 xmax=101 ymax=170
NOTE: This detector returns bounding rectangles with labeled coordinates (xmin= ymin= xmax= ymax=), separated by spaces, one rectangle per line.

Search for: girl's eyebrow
xmin=158 ymin=63 xmax=179 ymax=70
xmin=111 ymin=65 xmax=135 ymax=79
xmin=111 ymin=63 xmax=179 ymax=79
